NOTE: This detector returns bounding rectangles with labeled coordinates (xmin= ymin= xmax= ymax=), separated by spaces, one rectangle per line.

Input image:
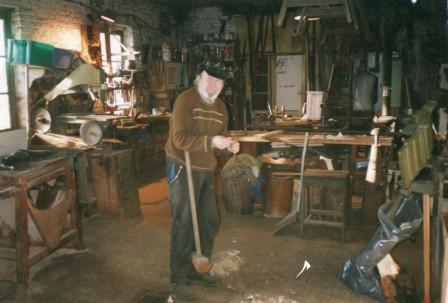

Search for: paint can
xmin=265 ymin=175 xmax=293 ymax=217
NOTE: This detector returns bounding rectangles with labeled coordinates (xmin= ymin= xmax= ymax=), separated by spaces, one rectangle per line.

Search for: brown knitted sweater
xmin=165 ymin=86 xmax=228 ymax=171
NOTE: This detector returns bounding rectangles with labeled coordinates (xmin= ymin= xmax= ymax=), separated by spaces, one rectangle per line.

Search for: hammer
xmin=184 ymin=150 xmax=212 ymax=273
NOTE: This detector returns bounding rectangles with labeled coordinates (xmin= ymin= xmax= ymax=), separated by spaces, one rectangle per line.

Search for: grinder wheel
xmin=30 ymin=107 xmax=52 ymax=133
xmin=79 ymin=120 xmax=103 ymax=146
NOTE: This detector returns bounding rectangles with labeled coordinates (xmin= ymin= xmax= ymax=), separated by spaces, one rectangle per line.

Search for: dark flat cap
xmin=196 ymin=61 xmax=226 ymax=80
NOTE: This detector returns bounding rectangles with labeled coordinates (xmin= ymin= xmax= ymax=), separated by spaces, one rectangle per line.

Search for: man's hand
xmin=227 ymin=141 xmax=240 ymax=154
xmin=212 ymin=136 xmax=239 ymax=154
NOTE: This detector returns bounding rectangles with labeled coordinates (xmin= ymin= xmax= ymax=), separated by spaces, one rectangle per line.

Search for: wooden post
xmin=423 ymin=194 xmax=431 ymax=303
xmin=16 ymin=178 xmax=30 ymax=287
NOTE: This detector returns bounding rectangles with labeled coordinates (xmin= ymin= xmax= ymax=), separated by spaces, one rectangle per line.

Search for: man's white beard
xmin=197 ymin=85 xmax=220 ymax=104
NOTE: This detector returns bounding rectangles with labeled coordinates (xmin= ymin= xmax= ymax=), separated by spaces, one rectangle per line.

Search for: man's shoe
xmin=171 ymin=282 xmax=193 ymax=301
xmin=187 ymin=273 xmax=222 ymax=287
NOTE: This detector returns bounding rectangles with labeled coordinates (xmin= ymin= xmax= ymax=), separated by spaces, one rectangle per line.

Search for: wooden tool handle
xmin=423 ymin=194 xmax=431 ymax=303
xmin=184 ymin=151 xmax=202 ymax=255
xmin=365 ymin=128 xmax=380 ymax=183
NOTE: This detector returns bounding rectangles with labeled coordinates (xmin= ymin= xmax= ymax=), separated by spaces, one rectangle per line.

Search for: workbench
xmin=229 ymin=130 xmax=393 ymax=224
xmin=0 ymin=156 xmax=84 ymax=286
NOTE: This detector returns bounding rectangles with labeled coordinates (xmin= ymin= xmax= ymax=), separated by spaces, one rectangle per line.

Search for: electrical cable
xmin=0 ymin=279 xmax=17 ymax=301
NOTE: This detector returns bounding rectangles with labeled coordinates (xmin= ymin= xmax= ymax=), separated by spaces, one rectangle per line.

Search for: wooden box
xmin=89 ymin=149 xmax=141 ymax=218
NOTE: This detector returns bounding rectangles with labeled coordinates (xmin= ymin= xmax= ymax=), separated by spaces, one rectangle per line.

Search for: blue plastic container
xmin=51 ymin=47 xmax=74 ymax=69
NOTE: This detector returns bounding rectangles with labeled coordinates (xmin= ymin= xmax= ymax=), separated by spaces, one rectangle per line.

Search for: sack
xmin=221 ymin=154 xmax=261 ymax=215
xmin=339 ymin=195 xmax=422 ymax=302
xmin=221 ymin=154 xmax=261 ymax=185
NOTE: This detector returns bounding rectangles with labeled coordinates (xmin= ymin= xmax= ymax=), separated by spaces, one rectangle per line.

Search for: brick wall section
xmin=0 ymin=0 xmax=173 ymax=128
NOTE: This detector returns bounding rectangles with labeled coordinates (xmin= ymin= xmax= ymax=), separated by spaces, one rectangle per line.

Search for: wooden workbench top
xmin=227 ymin=130 xmax=393 ymax=146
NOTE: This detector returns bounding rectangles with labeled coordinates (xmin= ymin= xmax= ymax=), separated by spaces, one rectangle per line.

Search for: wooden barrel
xmin=265 ymin=175 xmax=293 ymax=217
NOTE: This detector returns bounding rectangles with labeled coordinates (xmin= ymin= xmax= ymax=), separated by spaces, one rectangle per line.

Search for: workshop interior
xmin=0 ymin=0 xmax=448 ymax=302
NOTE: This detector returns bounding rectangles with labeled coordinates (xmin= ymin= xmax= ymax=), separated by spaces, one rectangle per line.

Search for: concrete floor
xmin=1 ymin=169 xmax=423 ymax=303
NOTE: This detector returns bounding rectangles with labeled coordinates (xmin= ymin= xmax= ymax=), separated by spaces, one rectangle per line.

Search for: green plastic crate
xmin=7 ymin=39 xmax=54 ymax=67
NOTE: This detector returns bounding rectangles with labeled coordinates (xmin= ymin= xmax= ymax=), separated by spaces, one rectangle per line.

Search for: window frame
xmin=0 ymin=8 xmax=16 ymax=131
xmin=100 ymin=29 xmax=124 ymax=76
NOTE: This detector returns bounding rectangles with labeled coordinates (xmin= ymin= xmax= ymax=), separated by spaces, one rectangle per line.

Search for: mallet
xmin=184 ymin=150 xmax=212 ymax=273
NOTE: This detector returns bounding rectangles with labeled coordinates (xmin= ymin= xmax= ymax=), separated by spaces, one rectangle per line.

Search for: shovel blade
xmin=191 ymin=253 xmax=212 ymax=273
xmin=272 ymin=211 xmax=298 ymax=235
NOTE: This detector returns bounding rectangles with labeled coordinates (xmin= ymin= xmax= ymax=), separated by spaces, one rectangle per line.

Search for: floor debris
xmin=211 ymin=250 xmax=243 ymax=277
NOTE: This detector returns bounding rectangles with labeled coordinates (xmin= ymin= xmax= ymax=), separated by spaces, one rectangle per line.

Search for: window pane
xmin=0 ymin=94 xmax=11 ymax=130
xmin=0 ymin=20 xmax=4 ymax=56
xmin=0 ymin=58 xmax=8 ymax=93
xmin=110 ymin=34 xmax=122 ymax=56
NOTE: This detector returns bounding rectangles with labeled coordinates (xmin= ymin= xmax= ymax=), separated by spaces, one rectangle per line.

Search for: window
xmin=100 ymin=31 xmax=123 ymax=75
xmin=0 ymin=11 xmax=12 ymax=130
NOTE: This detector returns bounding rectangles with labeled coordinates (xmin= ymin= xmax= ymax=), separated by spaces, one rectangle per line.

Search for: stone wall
xmin=178 ymin=6 xmax=236 ymax=46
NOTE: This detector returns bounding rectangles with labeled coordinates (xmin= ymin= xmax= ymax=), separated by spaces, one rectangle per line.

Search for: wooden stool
xmin=299 ymin=169 xmax=351 ymax=242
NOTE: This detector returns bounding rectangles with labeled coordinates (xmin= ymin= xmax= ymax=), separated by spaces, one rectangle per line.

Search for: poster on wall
xmin=275 ymin=55 xmax=304 ymax=111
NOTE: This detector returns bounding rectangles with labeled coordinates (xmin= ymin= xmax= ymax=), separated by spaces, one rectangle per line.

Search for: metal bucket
xmin=265 ymin=175 xmax=293 ymax=217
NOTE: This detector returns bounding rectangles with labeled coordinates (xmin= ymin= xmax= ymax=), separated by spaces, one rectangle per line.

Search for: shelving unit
xmin=147 ymin=60 xmax=190 ymax=111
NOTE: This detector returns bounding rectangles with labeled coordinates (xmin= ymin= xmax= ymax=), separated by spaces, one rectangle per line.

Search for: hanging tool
xmin=184 ymin=150 xmax=212 ymax=273
xmin=273 ymin=132 xmax=309 ymax=234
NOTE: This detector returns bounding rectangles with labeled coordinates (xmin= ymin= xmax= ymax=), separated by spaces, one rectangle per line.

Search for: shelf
xmin=188 ymin=39 xmax=238 ymax=46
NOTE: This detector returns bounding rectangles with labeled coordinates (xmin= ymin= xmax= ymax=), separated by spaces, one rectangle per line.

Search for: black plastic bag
xmin=339 ymin=195 xmax=423 ymax=302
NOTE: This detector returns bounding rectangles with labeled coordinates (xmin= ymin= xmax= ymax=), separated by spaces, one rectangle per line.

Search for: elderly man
xmin=165 ymin=61 xmax=239 ymax=301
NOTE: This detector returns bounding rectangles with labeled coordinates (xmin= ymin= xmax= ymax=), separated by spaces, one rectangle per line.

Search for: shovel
xmin=184 ymin=150 xmax=212 ymax=273
xmin=273 ymin=132 xmax=309 ymax=234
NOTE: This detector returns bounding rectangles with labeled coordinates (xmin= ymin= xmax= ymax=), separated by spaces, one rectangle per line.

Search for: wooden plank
xmin=303 ymin=219 xmax=343 ymax=227
xmin=35 ymin=132 xmax=90 ymax=150
xmin=303 ymin=6 xmax=345 ymax=17
xmin=276 ymin=0 xmax=288 ymax=27
xmin=273 ymin=170 xmax=350 ymax=178
xmin=441 ymin=212 xmax=448 ymax=303
xmin=28 ymin=230 xmax=78 ymax=266
xmin=309 ymin=209 xmax=343 ymax=217
xmin=232 ymin=131 xmax=393 ymax=146
xmin=254 ymin=130 xmax=284 ymax=140
xmin=15 ymin=178 xmax=30 ymax=286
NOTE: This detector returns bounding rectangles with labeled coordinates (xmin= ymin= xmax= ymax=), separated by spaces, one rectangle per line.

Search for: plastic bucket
xmin=303 ymin=91 xmax=324 ymax=121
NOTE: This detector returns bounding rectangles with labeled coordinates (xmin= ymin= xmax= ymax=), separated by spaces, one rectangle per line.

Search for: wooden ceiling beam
xmin=285 ymin=0 xmax=343 ymax=7
xmin=302 ymin=6 xmax=345 ymax=17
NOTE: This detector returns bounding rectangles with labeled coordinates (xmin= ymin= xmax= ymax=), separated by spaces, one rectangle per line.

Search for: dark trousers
xmin=166 ymin=160 xmax=220 ymax=283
